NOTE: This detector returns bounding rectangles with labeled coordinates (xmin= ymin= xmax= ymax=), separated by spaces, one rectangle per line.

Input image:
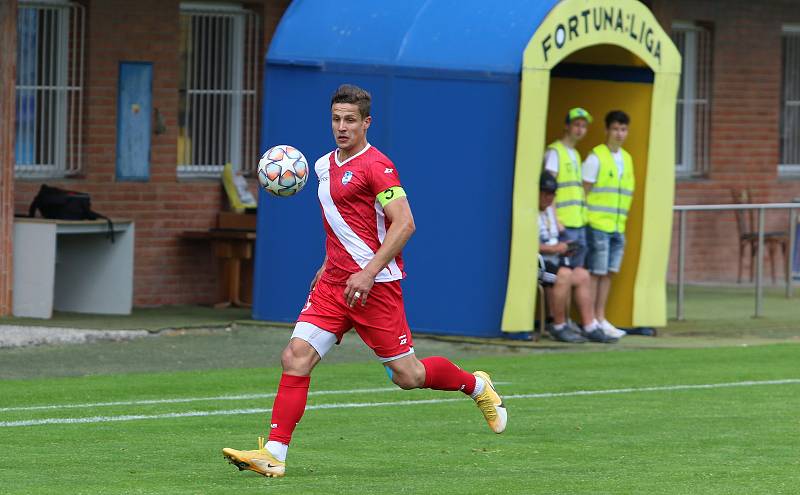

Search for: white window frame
xmin=15 ymin=0 xmax=85 ymax=178
xmin=779 ymin=25 xmax=800 ymax=177
xmin=177 ymin=2 xmax=259 ymax=179
xmin=672 ymin=21 xmax=711 ymax=177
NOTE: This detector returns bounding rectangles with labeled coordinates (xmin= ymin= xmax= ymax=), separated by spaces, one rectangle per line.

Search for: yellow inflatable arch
xmin=502 ymin=0 xmax=681 ymax=331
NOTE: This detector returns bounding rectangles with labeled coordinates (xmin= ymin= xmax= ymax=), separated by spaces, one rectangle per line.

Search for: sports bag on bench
xmin=28 ymin=184 xmax=115 ymax=243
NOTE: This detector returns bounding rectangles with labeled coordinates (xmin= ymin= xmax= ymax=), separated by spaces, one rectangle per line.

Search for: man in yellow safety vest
xmin=543 ymin=107 xmax=614 ymax=344
xmin=582 ymin=110 xmax=635 ymax=340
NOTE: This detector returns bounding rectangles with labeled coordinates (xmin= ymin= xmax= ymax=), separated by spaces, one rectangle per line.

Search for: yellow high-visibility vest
xmin=586 ymin=144 xmax=635 ymax=234
xmin=547 ymin=140 xmax=586 ymax=228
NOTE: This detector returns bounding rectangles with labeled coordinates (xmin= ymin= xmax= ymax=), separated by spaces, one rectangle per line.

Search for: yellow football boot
xmin=472 ymin=371 xmax=507 ymax=434
xmin=222 ymin=436 xmax=286 ymax=478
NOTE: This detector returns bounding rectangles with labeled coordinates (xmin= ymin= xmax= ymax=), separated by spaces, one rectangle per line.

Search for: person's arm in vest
xmin=582 ymin=153 xmax=599 ymax=195
xmin=543 ymin=149 xmax=559 ymax=177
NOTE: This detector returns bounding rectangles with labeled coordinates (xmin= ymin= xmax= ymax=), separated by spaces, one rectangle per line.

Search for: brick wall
xmin=7 ymin=0 xmax=798 ymax=311
xmin=12 ymin=0 xmax=289 ymax=307
xmin=0 ymin=0 xmax=17 ymax=316
xmin=653 ymin=0 xmax=800 ymax=284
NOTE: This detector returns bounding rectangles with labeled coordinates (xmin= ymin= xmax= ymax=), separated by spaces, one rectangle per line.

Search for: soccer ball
xmin=257 ymin=145 xmax=309 ymax=197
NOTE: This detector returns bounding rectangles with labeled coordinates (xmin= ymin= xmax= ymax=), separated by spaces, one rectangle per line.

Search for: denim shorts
xmin=587 ymin=228 xmax=625 ymax=275
xmin=558 ymin=226 xmax=587 ymax=268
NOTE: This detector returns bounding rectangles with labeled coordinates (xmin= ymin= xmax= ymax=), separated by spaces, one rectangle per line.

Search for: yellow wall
xmin=502 ymin=0 xmax=681 ymax=332
xmin=547 ymin=77 xmax=652 ymax=327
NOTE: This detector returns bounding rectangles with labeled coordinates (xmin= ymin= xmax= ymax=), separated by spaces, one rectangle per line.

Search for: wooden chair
xmin=731 ymin=189 xmax=789 ymax=284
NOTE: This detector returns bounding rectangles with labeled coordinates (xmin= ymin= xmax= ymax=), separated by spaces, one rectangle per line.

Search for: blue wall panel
xmin=253 ymin=63 xmax=519 ymax=336
xmin=268 ymin=0 xmax=556 ymax=75
xmin=390 ymin=77 xmax=519 ymax=335
xmin=253 ymin=67 xmax=393 ymax=323
xmin=253 ymin=0 xmax=557 ymax=336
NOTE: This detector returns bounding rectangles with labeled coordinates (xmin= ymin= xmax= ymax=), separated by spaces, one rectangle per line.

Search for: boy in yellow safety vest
xmin=582 ymin=111 xmax=635 ymax=340
xmin=543 ymin=107 xmax=614 ymax=344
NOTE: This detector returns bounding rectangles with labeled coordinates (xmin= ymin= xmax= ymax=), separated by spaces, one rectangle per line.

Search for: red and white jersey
xmin=315 ymin=143 xmax=405 ymax=284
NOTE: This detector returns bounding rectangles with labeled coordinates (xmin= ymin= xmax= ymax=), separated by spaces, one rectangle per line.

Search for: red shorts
xmin=297 ymin=278 xmax=413 ymax=360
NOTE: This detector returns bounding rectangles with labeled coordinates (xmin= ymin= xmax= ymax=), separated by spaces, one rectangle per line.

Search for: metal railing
xmin=15 ymin=1 xmax=85 ymax=177
xmin=177 ymin=6 xmax=260 ymax=178
xmin=673 ymin=203 xmax=799 ymax=320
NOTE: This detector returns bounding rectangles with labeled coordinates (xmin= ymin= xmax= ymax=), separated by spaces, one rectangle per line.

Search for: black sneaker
xmin=547 ymin=325 xmax=588 ymax=343
xmin=583 ymin=327 xmax=619 ymax=344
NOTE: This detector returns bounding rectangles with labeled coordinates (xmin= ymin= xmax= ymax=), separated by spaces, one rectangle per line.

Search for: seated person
xmin=538 ymin=173 xmax=615 ymax=343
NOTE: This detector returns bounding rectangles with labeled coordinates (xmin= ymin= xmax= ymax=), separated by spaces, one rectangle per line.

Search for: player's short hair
xmin=331 ymin=84 xmax=371 ymax=119
xmin=605 ymin=110 xmax=630 ymax=128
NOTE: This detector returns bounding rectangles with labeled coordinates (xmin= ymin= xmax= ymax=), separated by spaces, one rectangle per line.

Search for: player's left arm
xmin=344 ymin=188 xmax=415 ymax=307
xmin=365 ymin=194 xmax=415 ymax=276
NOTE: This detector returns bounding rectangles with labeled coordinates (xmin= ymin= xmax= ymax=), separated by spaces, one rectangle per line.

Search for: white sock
xmin=584 ymin=320 xmax=600 ymax=332
xmin=553 ymin=322 xmax=566 ymax=331
xmin=266 ymin=441 xmax=288 ymax=462
xmin=470 ymin=376 xmax=486 ymax=399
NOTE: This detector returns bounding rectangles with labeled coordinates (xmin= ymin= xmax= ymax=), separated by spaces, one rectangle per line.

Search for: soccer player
xmin=543 ymin=107 xmax=611 ymax=343
xmin=222 ymin=84 xmax=507 ymax=478
xmin=582 ymin=110 xmax=635 ymax=340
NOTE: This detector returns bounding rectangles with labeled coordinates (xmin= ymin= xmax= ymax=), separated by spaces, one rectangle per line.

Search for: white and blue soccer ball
xmin=257 ymin=144 xmax=308 ymax=197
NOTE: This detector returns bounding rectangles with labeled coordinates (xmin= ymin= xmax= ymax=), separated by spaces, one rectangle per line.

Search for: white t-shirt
xmin=582 ymin=149 xmax=625 ymax=183
xmin=539 ymin=206 xmax=559 ymax=245
xmin=543 ymin=146 xmax=578 ymax=176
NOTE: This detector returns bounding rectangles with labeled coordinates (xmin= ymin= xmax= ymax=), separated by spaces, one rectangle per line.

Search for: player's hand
xmin=344 ymin=270 xmax=375 ymax=307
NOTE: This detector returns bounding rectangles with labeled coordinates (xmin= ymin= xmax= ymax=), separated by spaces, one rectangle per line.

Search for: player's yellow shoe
xmin=472 ymin=371 xmax=507 ymax=434
xmin=222 ymin=436 xmax=286 ymax=478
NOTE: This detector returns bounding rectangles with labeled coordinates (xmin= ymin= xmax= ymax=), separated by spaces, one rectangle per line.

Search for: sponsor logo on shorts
xmin=398 ymin=334 xmax=407 ymax=345
xmin=384 ymin=168 xmax=393 ymax=174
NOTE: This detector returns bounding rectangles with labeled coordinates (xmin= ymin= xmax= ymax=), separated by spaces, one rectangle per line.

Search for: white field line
xmin=1 ymin=378 xmax=798 ymax=428
xmin=0 ymin=387 xmax=400 ymax=413
xmin=0 ymin=382 xmax=512 ymax=413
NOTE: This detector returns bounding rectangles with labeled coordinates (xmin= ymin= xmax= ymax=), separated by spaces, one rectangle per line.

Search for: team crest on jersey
xmin=342 ymin=171 xmax=353 ymax=185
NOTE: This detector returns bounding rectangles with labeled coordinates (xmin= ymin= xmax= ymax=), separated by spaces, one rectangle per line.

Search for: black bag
xmin=28 ymin=184 xmax=115 ymax=242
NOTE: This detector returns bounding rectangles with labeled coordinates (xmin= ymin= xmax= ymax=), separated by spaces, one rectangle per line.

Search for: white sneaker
xmin=600 ymin=319 xmax=626 ymax=338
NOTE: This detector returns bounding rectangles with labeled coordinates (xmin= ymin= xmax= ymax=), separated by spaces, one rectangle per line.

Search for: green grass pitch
xmin=1 ymin=343 xmax=799 ymax=494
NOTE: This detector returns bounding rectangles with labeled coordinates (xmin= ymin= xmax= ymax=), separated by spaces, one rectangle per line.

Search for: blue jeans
xmin=587 ymin=228 xmax=625 ymax=275
xmin=558 ymin=226 xmax=587 ymax=268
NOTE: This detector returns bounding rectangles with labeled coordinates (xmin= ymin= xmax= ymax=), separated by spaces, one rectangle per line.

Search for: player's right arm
xmin=310 ymin=255 xmax=327 ymax=290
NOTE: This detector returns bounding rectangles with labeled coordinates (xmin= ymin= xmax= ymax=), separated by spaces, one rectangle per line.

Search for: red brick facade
xmin=8 ymin=0 xmax=289 ymax=310
xmin=0 ymin=0 xmax=17 ymax=316
xmin=2 ymin=1 xmax=798 ymax=315
xmin=652 ymin=0 xmax=800 ymax=283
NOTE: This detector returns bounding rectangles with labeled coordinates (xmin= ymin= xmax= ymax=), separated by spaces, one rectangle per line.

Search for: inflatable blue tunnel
xmin=253 ymin=0 xmax=680 ymax=338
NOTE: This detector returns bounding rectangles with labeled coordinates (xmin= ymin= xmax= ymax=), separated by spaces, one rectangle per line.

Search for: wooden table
xmin=182 ymin=229 xmax=256 ymax=308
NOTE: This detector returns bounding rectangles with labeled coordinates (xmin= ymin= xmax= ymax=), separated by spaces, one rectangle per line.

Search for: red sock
xmin=267 ymin=373 xmax=310 ymax=445
xmin=420 ymin=356 xmax=476 ymax=395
